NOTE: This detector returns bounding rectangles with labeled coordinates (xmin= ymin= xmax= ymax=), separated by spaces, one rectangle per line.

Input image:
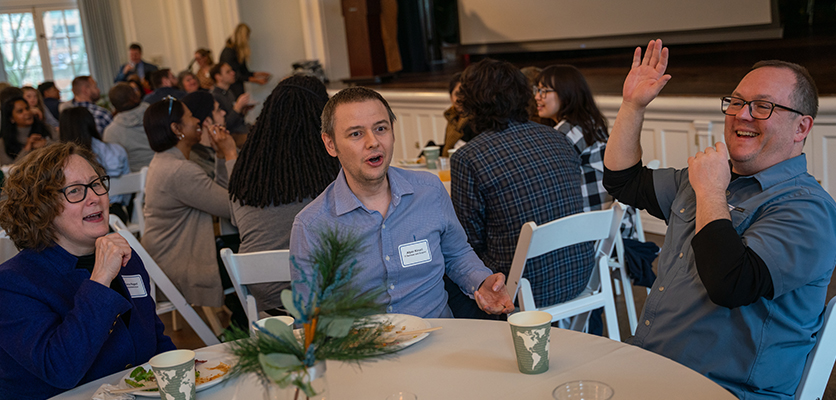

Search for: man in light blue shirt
xmin=290 ymin=87 xmax=513 ymax=318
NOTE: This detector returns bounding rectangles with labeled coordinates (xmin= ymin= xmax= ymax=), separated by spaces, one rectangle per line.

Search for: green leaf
xmin=320 ymin=316 xmax=355 ymax=337
xmin=264 ymin=318 xmax=299 ymax=345
xmin=258 ymin=353 xmax=303 ymax=383
xmin=281 ymin=290 xmax=301 ymax=320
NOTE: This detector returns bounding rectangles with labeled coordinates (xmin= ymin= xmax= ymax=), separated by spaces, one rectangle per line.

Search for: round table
xmin=52 ymin=319 xmax=735 ymax=399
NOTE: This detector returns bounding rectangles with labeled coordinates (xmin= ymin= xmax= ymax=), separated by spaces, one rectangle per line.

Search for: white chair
xmin=220 ymin=248 xmax=292 ymax=332
xmin=506 ymin=203 xmax=624 ymax=342
xmin=0 ymin=229 xmax=19 ymax=264
xmin=608 ymin=207 xmax=646 ymax=336
xmin=113 ymin=223 xmax=221 ymax=346
xmin=108 ymin=167 xmax=148 ymax=236
xmin=108 ymin=215 xmax=179 ymax=330
xmin=796 ymin=296 xmax=836 ymax=400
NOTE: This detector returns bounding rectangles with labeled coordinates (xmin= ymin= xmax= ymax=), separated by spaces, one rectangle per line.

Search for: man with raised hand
xmin=290 ymin=87 xmax=513 ymax=319
xmin=603 ymin=39 xmax=836 ymax=399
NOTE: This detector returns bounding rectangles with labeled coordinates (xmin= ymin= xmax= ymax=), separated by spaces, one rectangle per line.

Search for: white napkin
xmin=91 ymin=384 xmax=135 ymax=400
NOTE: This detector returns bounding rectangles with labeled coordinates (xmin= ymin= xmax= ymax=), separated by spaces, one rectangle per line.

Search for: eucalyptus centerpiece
xmin=228 ymin=229 xmax=398 ymax=398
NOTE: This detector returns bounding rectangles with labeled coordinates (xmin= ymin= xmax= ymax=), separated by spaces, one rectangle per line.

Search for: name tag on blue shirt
xmin=398 ymin=239 xmax=432 ymax=268
xmin=121 ymin=275 xmax=148 ymax=298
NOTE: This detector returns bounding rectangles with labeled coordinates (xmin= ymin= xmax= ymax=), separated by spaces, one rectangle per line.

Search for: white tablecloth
xmin=52 ymin=319 xmax=735 ymax=399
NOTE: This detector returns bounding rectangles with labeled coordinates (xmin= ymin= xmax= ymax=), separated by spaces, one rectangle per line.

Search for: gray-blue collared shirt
xmin=290 ymin=167 xmax=492 ymax=318
xmin=633 ymin=154 xmax=836 ymax=399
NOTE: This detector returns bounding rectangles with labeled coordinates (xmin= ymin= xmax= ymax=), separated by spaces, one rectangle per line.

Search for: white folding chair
xmin=608 ymin=206 xmax=645 ymax=336
xmin=796 ymin=296 xmax=836 ymax=400
xmin=113 ymin=224 xmax=220 ymax=346
xmin=108 ymin=167 xmax=148 ymax=236
xmin=220 ymin=248 xmax=292 ymax=332
xmin=506 ymin=203 xmax=624 ymax=341
xmin=108 ymin=215 xmax=178 ymax=328
xmin=0 ymin=229 xmax=19 ymax=264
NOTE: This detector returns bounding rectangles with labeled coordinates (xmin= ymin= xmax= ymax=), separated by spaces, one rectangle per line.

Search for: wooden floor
xmin=347 ymin=35 xmax=836 ymax=98
xmin=164 ymin=233 xmax=836 ymax=399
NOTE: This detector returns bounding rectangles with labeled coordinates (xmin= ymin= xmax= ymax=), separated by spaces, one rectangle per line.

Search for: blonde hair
xmin=22 ymin=86 xmax=48 ymax=119
xmin=228 ymin=23 xmax=251 ymax=64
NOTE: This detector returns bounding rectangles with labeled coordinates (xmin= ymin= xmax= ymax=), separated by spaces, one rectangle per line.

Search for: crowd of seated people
xmin=0 ymin=33 xmax=834 ymax=400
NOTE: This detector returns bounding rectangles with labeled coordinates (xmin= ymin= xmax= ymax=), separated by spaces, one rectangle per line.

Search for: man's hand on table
xmin=475 ymin=273 xmax=515 ymax=314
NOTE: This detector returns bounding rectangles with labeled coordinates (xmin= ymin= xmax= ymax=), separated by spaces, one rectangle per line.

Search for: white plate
xmin=119 ymin=352 xmax=234 ymax=397
xmin=397 ymin=159 xmax=426 ymax=169
xmin=372 ymin=313 xmax=433 ymax=348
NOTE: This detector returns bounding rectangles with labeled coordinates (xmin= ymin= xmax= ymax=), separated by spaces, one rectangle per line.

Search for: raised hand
xmin=622 ymin=39 xmax=671 ymax=109
xmin=208 ymin=124 xmax=237 ymax=160
xmin=233 ymin=93 xmax=251 ymax=114
xmin=688 ymin=142 xmax=731 ymax=198
xmin=475 ymin=272 xmax=515 ymax=315
xmin=90 ymin=233 xmax=133 ymax=286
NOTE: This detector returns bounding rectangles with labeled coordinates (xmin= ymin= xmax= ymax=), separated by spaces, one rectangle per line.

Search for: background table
xmin=52 ymin=319 xmax=735 ymax=399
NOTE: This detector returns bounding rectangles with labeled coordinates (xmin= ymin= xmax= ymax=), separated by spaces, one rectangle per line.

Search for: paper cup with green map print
xmin=508 ymin=310 xmax=552 ymax=374
xmin=149 ymin=349 xmax=196 ymax=400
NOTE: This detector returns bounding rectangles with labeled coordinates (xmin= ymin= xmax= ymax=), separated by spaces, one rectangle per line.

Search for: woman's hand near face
xmin=23 ymin=134 xmax=47 ymax=152
xmin=89 ymin=233 xmax=133 ymax=286
xmin=209 ymin=124 xmax=237 ymax=160
xmin=29 ymin=107 xmax=44 ymax=120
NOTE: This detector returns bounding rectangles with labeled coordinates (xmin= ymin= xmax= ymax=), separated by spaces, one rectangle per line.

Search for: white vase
xmin=265 ymin=362 xmax=329 ymax=400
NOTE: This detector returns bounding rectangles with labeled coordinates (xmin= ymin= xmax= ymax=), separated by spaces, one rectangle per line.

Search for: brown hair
xmin=458 ymin=58 xmax=531 ymax=134
xmin=109 ymin=82 xmax=140 ymax=112
xmin=209 ymin=63 xmax=227 ymax=83
xmin=751 ymin=60 xmax=819 ymax=119
xmin=0 ymin=142 xmax=103 ymax=250
xmin=320 ymin=87 xmax=396 ymax=138
xmin=227 ymin=23 xmax=251 ymax=64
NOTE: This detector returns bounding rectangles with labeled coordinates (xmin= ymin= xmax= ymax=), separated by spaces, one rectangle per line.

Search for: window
xmin=0 ymin=7 xmax=89 ymax=100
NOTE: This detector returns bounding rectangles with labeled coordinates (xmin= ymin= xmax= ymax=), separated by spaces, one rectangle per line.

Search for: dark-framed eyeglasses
xmin=532 ymin=86 xmax=555 ymax=97
xmin=720 ymin=96 xmax=805 ymax=120
xmin=58 ymin=176 xmax=110 ymax=204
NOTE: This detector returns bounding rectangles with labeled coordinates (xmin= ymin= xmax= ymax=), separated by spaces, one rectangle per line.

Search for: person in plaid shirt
xmin=450 ymin=58 xmax=593 ymax=310
xmin=534 ymin=65 xmax=638 ymax=238
xmin=70 ymin=76 xmax=113 ymax=135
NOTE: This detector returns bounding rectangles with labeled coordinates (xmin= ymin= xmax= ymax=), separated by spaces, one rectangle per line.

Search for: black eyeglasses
xmin=532 ymin=86 xmax=555 ymax=97
xmin=721 ymin=96 xmax=805 ymax=120
xmin=59 ymin=176 xmax=110 ymax=203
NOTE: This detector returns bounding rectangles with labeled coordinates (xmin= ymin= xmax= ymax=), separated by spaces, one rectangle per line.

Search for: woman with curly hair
xmin=228 ymin=75 xmax=339 ymax=313
xmin=219 ymin=23 xmax=271 ymax=98
xmin=0 ymin=142 xmax=175 ymax=398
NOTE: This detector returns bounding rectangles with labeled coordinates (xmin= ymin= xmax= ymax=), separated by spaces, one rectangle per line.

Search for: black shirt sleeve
xmin=602 ymin=161 xmax=666 ymax=220
xmin=691 ymin=219 xmax=774 ymax=308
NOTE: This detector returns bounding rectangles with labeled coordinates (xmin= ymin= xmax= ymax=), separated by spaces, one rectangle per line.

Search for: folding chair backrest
xmin=220 ymin=248 xmax=292 ymax=330
xmin=115 ymin=228 xmax=220 ymax=346
xmin=108 ymin=167 xmax=147 ymax=235
xmin=796 ymin=296 xmax=836 ymax=400
xmin=0 ymin=229 xmax=19 ymax=264
xmin=506 ymin=204 xmax=623 ymax=301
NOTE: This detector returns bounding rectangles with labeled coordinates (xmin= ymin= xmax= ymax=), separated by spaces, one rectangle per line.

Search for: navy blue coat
xmin=0 ymin=244 xmax=175 ymax=399
xmin=114 ymin=61 xmax=159 ymax=83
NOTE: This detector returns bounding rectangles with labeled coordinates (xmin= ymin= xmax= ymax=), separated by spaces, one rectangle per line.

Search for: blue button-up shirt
xmin=632 ymin=154 xmax=836 ymax=400
xmin=290 ymin=167 xmax=492 ymax=318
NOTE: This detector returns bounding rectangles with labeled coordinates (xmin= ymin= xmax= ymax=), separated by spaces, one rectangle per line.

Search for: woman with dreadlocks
xmin=228 ymin=75 xmax=339 ymax=313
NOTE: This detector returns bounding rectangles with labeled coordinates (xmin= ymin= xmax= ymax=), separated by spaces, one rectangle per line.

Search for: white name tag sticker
xmin=398 ymin=239 xmax=432 ymax=268
xmin=121 ymin=275 xmax=148 ymax=298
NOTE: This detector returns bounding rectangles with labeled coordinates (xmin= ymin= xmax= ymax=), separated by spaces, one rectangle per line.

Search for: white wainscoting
xmin=333 ymin=89 xmax=836 ymax=235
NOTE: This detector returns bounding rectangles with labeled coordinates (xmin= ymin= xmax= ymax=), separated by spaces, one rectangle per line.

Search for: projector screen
xmin=458 ymin=0 xmax=777 ymax=52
